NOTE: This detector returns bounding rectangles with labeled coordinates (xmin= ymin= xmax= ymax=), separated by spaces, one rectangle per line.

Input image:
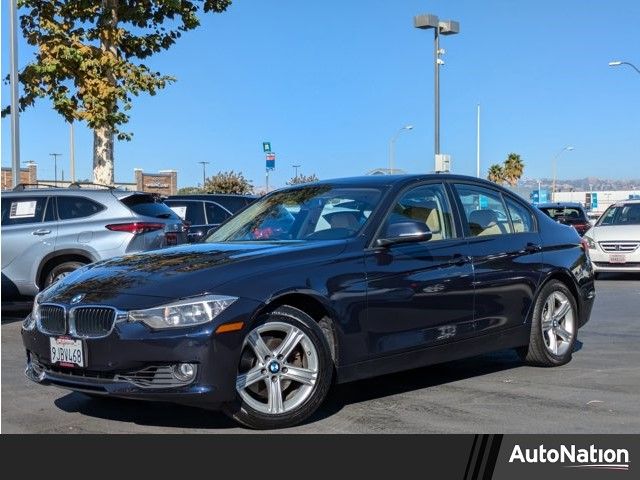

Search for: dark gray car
xmin=1 ymin=185 xmax=187 ymax=299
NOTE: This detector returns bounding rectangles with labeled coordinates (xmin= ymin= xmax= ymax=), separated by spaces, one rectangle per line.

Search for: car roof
xmin=3 ymin=188 xmax=150 ymax=198
xmin=167 ymin=194 xmax=258 ymax=200
xmin=281 ymin=174 xmax=512 ymax=190
xmin=537 ymin=202 xmax=585 ymax=208
xmin=612 ymin=199 xmax=640 ymax=206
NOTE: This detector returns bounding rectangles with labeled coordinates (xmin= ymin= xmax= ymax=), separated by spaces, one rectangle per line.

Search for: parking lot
xmin=2 ymin=274 xmax=639 ymax=434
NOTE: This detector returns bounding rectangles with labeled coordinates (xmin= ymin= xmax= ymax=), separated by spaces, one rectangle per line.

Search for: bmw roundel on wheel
xmin=22 ymin=174 xmax=595 ymax=429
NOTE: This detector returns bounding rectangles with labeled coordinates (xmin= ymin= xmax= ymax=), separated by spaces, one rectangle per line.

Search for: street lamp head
xmin=414 ymin=14 xmax=439 ymax=30
xmin=438 ymin=20 xmax=460 ymax=35
xmin=566 ymin=146 xmax=574 ymax=151
xmin=609 ymin=61 xmax=622 ymax=66
xmin=404 ymin=125 xmax=414 ymax=131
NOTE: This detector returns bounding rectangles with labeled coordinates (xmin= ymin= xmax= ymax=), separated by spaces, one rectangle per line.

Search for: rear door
xmin=1 ymin=195 xmax=57 ymax=293
xmin=451 ymin=183 xmax=542 ymax=334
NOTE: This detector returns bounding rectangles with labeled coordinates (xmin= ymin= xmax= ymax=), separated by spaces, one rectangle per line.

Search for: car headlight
xmin=23 ymin=294 xmax=41 ymax=331
xmin=584 ymin=235 xmax=596 ymax=249
xmin=128 ymin=294 xmax=238 ymax=329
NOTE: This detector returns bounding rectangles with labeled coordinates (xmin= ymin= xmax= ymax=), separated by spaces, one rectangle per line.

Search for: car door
xmin=451 ymin=183 xmax=542 ymax=334
xmin=362 ymin=182 xmax=475 ymax=358
xmin=166 ymin=200 xmax=208 ymax=242
xmin=1 ymin=195 xmax=57 ymax=295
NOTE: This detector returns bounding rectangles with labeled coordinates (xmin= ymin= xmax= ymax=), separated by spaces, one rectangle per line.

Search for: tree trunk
xmin=93 ymin=0 xmax=118 ymax=186
xmin=93 ymin=127 xmax=114 ymax=185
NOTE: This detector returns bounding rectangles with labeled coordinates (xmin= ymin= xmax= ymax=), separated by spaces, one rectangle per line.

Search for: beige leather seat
xmin=403 ymin=201 xmax=443 ymax=241
xmin=468 ymin=209 xmax=503 ymax=236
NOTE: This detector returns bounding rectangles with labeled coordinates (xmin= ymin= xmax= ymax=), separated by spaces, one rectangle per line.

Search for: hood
xmin=41 ymin=241 xmax=348 ymax=309
xmin=586 ymin=225 xmax=640 ymax=242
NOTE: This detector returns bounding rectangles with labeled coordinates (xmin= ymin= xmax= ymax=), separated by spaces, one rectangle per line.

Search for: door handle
xmin=449 ymin=254 xmax=472 ymax=266
xmin=32 ymin=229 xmax=51 ymax=236
xmin=524 ymin=242 xmax=542 ymax=253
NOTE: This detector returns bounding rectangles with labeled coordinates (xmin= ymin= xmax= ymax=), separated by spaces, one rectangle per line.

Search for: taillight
xmin=165 ymin=232 xmax=178 ymax=246
xmin=106 ymin=222 xmax=165 ymax=234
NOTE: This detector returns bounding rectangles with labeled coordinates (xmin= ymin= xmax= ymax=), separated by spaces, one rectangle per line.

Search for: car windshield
xmin=596 ymin=204 xmax=640 ymax=226
xmin=206 ymin=186 xmax=382 ymax=242
xmin=539 ymin=207 xmax=587 ymax=222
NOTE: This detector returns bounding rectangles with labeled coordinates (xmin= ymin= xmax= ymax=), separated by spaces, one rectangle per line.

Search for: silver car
xmin=1 ymin=185 xmax=187 ymax=299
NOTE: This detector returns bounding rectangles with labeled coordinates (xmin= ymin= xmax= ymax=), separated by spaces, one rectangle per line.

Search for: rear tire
xmin=519 ymin=280 xmax=578 ymax=367
xmin=223 ymin=306 xmax=334 ymax=429
xmin=43 ymin=261 xmax=86 ymax=287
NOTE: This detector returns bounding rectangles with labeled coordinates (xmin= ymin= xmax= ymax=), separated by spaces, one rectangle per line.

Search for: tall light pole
xmin=476 ymin=104 xmax=481 ymax=178
xmin=198 ymin=161 xmax=210 ymax=187
xmin=609 ymin=60 xmax=640 ymax=75
xmin=292 ymin=164 xmax=301 ymax=180
xmin=414 ymin=14 xmax=460 ymax=171
xmin=50 ymin=153 xmax=62 ymax=186
xmin=388 ymin=125 xmax=413 ymax=172
xmin=551 ymin=146 xmax=574 ymax=200
xmin=10 ymin=0 xmax=21 ymax=187
xmin=70 ymin=123 xmax=76 ymax=182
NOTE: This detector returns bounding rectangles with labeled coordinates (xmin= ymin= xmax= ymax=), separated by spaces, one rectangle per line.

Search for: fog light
xmin=173 ymin=363 xmax=196 ymax=382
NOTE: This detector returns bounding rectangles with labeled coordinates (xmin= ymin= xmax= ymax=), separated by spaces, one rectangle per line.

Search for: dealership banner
xmin=0 ymin=435 xmax=636 ymax=478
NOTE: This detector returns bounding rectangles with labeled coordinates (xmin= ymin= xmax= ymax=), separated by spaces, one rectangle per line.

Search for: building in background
xmin=552 ymin=190 xmax=640 ymax=214
xmin=1 ymin=163 xmax=37 ymax=190
xmin=134 ymin=169 xmax=177 ymax=196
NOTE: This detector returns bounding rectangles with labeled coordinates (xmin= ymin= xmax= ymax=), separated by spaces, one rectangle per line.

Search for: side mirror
xmin=376 ymin=221 xmax=432 ymax=247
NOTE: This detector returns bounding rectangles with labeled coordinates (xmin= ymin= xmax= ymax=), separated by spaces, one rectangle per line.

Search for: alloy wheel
xmin=541 ymin=291 xmax=575 ymax=356
xmin=236 ymin=321 xmax=319 ymax=415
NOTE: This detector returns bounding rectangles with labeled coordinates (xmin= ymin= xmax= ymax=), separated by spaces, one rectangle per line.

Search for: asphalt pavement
xmin=2 ymin=274 xmax=639 ymax=433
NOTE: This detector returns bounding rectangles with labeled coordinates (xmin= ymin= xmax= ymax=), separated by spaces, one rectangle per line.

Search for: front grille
xmin=599 ymin=241 xmax=639 ymax=253
xmin=39 ymin=305 xmax=66 ymax=335
xmin=72 ymin=307 xmax=116 ymax=337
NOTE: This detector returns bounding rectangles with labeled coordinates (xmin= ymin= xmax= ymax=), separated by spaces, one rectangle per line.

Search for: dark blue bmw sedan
xmin=22 ymin=175 xmax=595 ymax=429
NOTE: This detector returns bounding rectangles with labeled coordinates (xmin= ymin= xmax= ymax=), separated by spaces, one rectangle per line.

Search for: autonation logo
xmin=509 ymin=444 xmax=630 ymax=471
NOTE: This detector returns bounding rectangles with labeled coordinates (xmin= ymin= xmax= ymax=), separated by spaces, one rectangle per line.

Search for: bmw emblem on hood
xmin=70 ymin=293 xmax=86 ymax=305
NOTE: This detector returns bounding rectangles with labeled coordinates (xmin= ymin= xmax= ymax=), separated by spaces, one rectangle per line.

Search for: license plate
xmin=609 ymin=254 xmax=627 ymax=264
xmin=50 ymin=337 xmax=85 ymax=367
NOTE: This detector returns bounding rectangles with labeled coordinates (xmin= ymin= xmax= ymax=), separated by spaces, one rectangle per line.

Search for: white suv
xmin=583 ymin=200 xmax=640 ymax=276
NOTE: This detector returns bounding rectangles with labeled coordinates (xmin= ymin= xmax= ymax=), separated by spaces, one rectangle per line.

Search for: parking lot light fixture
xmin=551 ymin=146 xmax=575 ymax=199
xmin=414 ymin=13 xmax=460 ymax=172
xmin=389 ymin=125 xmax=414 ymax=172
xmin=609 ymin=60 xmax=640 ymax=75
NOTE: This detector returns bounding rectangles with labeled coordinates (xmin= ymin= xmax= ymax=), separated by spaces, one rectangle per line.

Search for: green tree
xmin=487 ymin=164 xmax=505 ymax=185
xmin=2 ymin=0 xmax=232 ymax=185
xmin=177 ymin=186 xmax=204 ymax=194
xmin=203 ymin=171 xmax=253 ymax=194
xmin=503 ymin=153 xmax=525 ymax=186
xmin=287 ymin=173 xmax=319 ymax=185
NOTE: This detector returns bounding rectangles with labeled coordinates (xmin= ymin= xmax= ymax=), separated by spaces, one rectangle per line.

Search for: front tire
xmin=519 ymin=280 xmax=577 ymax=367
xmin=224 ymin=306 xmax=334 ymax=429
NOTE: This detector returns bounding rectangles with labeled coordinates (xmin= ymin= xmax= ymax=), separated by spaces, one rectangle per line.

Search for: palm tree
xmin=487 ymin=164 xmax=504 ymax=184
xmin=503 ymin=153 xmax=525 ymax=186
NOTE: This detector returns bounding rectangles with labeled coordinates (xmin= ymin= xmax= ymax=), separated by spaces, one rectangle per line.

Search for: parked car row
xmin=1 ymin=185 xmax=256 ymax=302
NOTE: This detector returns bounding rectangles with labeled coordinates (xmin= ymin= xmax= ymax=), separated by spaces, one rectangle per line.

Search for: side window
xmin=167 ymin=201 xmax=206 ymax=225
xmin=1 ymin=197 xmax=47 ymax=226
xmin=205 ymin=202 xmax=231 ymax=225
xmin=505 ymin=198 xmax=534 ymax=233
xmin=384 ymin=183 xmax=455 ymax=241
xmin=57 ymin=196 xmax=105 ymax=220
xmin=454 ymin=184 xmax=513 ymax=237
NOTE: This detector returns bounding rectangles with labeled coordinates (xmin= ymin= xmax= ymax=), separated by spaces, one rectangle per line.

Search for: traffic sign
xmin=266 ymin=152 xmax=276 ymax=170
xmin=263 ymin=142 xmax=272 ymax=153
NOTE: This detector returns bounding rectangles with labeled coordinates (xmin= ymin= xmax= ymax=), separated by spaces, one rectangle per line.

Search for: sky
xmin=1 ymin=0 xmax=639 ymax=190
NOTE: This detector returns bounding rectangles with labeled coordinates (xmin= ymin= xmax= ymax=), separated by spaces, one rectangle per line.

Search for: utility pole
xmin=476 ymin=105 xmax=481 ymax=178
xmin=70 ymin=123 xmax=76 ymax=182
xmin=50 ymin=153 xmax=62 ymax=186
xmin=293 ymin=164 xmax=301 ymax=180
xmin=198 ymin=161 xmax=210 ymax=187
xmin=10 ymin=0 xmax=21 ymax=187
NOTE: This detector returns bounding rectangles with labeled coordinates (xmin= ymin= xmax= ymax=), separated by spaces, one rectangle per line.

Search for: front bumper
xmin=589 ymin=248 xmax=640 ymax=273
xmin=21 ymin=298 xmax=262 ymax=408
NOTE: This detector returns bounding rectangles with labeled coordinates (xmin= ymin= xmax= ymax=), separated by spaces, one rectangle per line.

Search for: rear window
xmin=539 ymin=207 xmax=587 ymax=221
xmin=120 ymin=194 xmax=180 ymax=219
